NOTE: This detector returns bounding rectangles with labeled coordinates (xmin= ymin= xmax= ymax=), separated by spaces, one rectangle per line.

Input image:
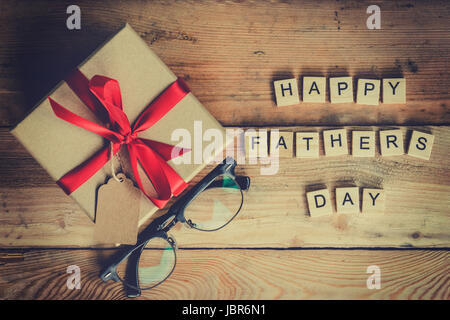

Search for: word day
xmin=245 ymin=129 xmax=434 ymax=160
xmin=307 ymin=187 xmax=385 ymax=217
xmin=274 ymin=77 xmax=406 ymax=106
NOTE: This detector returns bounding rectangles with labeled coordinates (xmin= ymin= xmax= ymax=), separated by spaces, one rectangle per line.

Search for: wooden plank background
xmin=1 ymin=249 xmax=448 ymax=299
xmin=0 ymin=0 xmax=449 ymax=299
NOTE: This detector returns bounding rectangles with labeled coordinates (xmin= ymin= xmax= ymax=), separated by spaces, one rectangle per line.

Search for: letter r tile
xmin=379 ymin=129 xmax=404 ymax=156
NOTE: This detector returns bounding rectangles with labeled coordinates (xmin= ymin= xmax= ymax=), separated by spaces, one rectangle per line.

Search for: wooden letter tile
xmin=362 ymin=188 xmax=385 ymax=213
xmin=302 ymin=77 xmax=326 ymax=103
xmin=357 ymin=79 xmax=380 ymax=105
xmin=383 ymin=78 xmax=406 ymax=104
xmin=407 ymin=130 xmax=434 ymax=160
xmin=306 ymin=189 xmax=332 ymax=217
xmin=270 ymin=130 xmax=294 ymax=158
xmin=330 ymin=77 xmax=353 ymax=103
xmin=379 ymin=129 xmax=404 ymax=156
xmin=296 ymin=132 xmax=320 ymax=158
xmin=336 ymin=187 xmax=360 ymax=214
xmin=352 ymin=131 xmax=376 ymax=157
xmin=245 ymin=130 xmax=268 ymax=160
xmin=323 ymin=129 xmax=348 ymax=156
xmin=274 ymin=78 xmax=300 ymax=107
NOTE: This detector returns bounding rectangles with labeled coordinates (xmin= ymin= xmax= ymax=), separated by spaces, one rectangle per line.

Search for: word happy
xmin=274 ymin=77 xmax=406 ymax=106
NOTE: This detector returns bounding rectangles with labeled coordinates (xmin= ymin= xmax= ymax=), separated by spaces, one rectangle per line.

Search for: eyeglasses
xmin=99 ymin=157 xmax=250 ymax=297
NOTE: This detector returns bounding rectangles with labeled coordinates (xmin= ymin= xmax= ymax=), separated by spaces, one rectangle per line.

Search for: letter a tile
xmin=303 ymin=77 xmax=326 ymax=103
xmin=336 ymin=187 xmax=359 ymax=214
xmin=270 ymin=131 xmax=294 ymax=158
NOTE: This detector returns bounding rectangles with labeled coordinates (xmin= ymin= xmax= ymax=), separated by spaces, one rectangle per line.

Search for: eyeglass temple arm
xmin=99 ymin=240 xmax=147 ymax=281
xmin=124 ymin=247 xmax=143 ymax=298
xmin=99 ymin=241 xmax=144 ymax=298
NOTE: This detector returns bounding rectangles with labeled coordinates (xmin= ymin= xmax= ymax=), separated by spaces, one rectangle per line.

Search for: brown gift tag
xmin=94 ymin=173 xmax=141 ymax=245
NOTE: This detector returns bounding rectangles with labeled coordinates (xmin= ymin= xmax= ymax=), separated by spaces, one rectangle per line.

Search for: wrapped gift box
xmin=11 ymin=24 xmax=226 ymax=225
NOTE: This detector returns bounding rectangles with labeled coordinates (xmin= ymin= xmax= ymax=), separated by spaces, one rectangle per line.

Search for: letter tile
xmin=407 ymin=130 xmax=434 ymax=160
xmin=383 ymin=78 xmax=406 ymax=104
xmin=296 ymin=132 xmax=320 ymax=158
xmin=323 ymin=129 xmax=348 ymax=156
xmin=273 ymin=78 xmax=300 ymax=107
xmin=357 ymin=79 xmax=380 ymax=105
xmin=270 ymin=131 xmax=294 ymax=158
xmin=336 ymin=187 xmax=360 ymax=214
xmin=306 ymin=189 xmax=332 ymax=217
xmin=362 ymin=188 xmax=385 ymax=213
xmin=352 ymin=131 xmax=376 ymax=157
xmin=245 ymin=130 xmax=268 ymax=160
xmin=379 ymin=129 xmax=404 ymax=156
xmin=330 ymin=77 xmax=353 ymax=103
xmin=303 ymin=77 xmax=326 ymax=103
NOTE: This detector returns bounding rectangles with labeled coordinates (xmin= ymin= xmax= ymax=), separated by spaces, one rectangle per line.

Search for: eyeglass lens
xmin=119 ymin=174 xmax=243 ymax=290
xmin=184 ymin=175 xmax=243 ymax=231
xmin=117 ymin=237 xmax=176 ymax=290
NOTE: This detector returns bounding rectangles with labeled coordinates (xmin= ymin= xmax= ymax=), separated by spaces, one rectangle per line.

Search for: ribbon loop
xmin=49 ymin=74 xmax=191 ymax=209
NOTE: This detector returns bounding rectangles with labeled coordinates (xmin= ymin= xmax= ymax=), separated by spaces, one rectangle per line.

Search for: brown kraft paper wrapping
xmin=11 ymin=24 xmax=226 ymax=225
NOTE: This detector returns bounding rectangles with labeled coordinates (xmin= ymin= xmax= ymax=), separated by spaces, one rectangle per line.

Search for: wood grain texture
xmin=1 ymin=0 xmax=449 ymax=300
xmin=0 ymin=249 xmax=448 ymax=300
xmin=0 ymin=125 xmax=448 ymax=248
xmin=0 ymin=0 xmax=449 ymax=127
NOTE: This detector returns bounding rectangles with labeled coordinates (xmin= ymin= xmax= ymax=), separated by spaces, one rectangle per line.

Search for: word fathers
xmin=245 ymin=129 xmax=434 ymax=160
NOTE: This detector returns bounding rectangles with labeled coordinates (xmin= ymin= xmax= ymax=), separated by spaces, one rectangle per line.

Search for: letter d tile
xmin=306 ymin=189 xmax=333 ymax=217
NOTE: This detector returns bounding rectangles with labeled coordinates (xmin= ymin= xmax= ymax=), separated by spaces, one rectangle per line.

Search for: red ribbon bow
xmin=48 ymin=71 xmax=191 ymax=209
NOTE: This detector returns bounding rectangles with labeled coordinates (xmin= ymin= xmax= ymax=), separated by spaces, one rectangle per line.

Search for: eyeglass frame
xmin=99 ymin=157 xmax=250 ymax=297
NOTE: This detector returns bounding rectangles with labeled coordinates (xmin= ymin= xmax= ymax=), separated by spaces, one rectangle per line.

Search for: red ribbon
xmin=48 ymin=69 xmax=191 ymax=209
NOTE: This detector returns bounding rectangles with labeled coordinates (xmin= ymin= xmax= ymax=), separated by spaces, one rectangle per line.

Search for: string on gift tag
xmin=110 ymin=141 xmax=124 ymax=183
